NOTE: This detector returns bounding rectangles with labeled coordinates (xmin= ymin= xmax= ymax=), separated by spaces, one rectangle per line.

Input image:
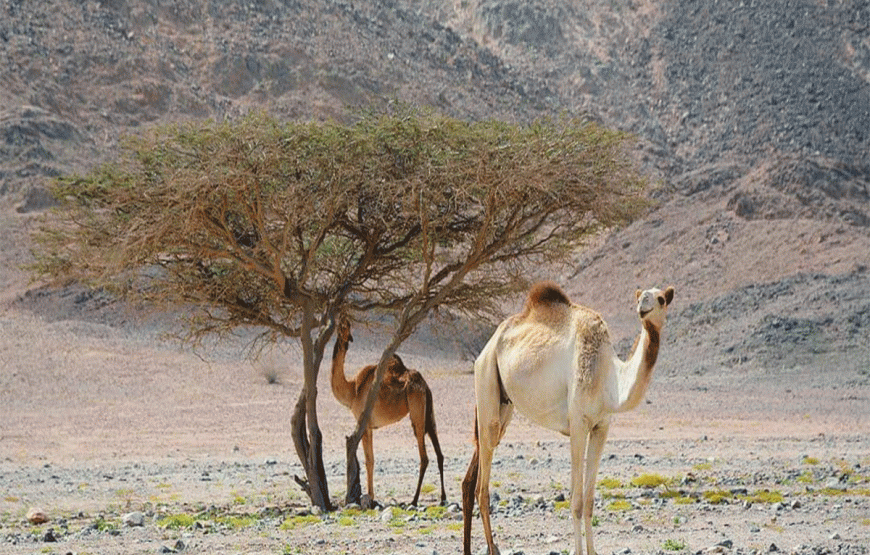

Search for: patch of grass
xmin=554 ymin=500 xmax=570 ymax=511
xmin=423 ymin=506 xmax=447 ymax=520
xmin=338 ymin=516 xmax=355 ymax=526
xmin=674 ymin=496 xmax=696 ymax=505
xmin=421 ymin=483 xmax=436 ymax=495
xmin=340 ymin=507 xmax=375 ymax=518
xmin=797 ymin=471 xmax=816 ymax=484
xmin=418 ymin=525 xmax=435 ymax=534
xmin=93 ymin=517 xmax=118 ymax=532
xmin=703 ymin=490 xmax=733 ymax=504
xmin=631 ymin=474 xmax=668 ymax=488
xmin=663 ymin=538 xmax=687 ymax=551
xmin=598 ymin=477 xmax=622 ymax=489
xmin=158 ymin=513 xmax=196 ymax=529
xmin=447 ymin=522 xmax=463 ymax=532
xmin=3 ymin=496 xmax=19 ymax=503
xmin=740 ymin=490 xmax=784 ymax=504
xmin=819 ymin=487 xmax=870 ymax=497
xmin=386 ymin=507 xmax=413 ymax=528
xmin=279 ymin=515 xmax=321 ymax=530
xmin=802 ymin=456 xmax=820 ymax=465
xmin=605 ymin=500 xmax=632 ymax=512
xmin=692 ymin=462 xmax=712 ymax=471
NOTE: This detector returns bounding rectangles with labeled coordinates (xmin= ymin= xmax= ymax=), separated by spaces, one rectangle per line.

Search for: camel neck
xmin=614 ymin=320 xmax=660 ymax=412
xmin=330 ymin=333 xmax=354 ymax=408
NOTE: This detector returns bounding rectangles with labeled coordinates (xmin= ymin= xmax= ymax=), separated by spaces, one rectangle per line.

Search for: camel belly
xmin=502 ymin=368 xmax=571 ymax=435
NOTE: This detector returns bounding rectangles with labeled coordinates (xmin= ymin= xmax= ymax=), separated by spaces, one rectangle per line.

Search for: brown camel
xmin=462 ymin=282 xmax=674 ymax=555
xmin=331 ymin=318 xmax=446 ymax=506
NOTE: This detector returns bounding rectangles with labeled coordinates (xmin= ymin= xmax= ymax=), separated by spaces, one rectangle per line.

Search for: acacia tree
xmin=32 ymin=105 xmax=648 ymax=509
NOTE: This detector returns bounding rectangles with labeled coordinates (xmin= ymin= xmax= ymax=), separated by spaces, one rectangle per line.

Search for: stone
xmin=122 ymin=511 xmax=145 ymax=527
xmin=26 ymin=508 xmax=48 ymax=524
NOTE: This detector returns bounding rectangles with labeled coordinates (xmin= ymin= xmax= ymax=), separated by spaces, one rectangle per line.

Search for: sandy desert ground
xmin=2 ymin=221 xmax=869 ymax=555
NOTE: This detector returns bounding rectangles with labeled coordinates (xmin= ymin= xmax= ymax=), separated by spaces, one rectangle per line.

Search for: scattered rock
xmin=26 ymin=508 xmax=48 ymax=524
xmin=122 ymin=511 xmax=145 ymax=527
xmin=42 ymin=528 xmax=57 ymax=542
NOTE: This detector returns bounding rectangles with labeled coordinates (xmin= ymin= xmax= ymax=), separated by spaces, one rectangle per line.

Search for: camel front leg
xmin=362 ymin=427 xmax=375 ymax=502
xmin=569 ymin=419 xmax=590 ymax=555
xmin=583 ymin=421 xmax=610 ymax=555
xmin=476 ymin=402 xmax=513 ymax=555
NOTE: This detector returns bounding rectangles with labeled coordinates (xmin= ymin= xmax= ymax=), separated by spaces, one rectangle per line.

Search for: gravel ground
xmin=2 ymin=305 xmax=869 ymax=555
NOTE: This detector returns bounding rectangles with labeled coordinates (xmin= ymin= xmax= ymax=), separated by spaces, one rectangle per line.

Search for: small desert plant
xmin=663 ymin=538 xmax=687 ymax=551
xmin=279 ymin=515 xmax=321 ymax=530
xmin=703 ymin=490 xmax=733 ymax=504
xmin=218 ymin=515 xmax=256 ymax=529
xmin=740 ymin=489 xmax=784 ymax=504
xmin=631 ymin=473 xmax=669 ymax=488
xmin=423 ymin=506 xmax=447 ymax=519
xmin=605 ymin=500 xmax=632 ymax=512
xmin=157 ymin=513 xmax=195 ymax=529
xmin=598 ymin=477 xmax=622 ymax=489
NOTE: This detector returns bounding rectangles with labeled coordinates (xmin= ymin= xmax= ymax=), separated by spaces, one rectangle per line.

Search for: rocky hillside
xmin=2 ymin=0 xmax=868 ymax=383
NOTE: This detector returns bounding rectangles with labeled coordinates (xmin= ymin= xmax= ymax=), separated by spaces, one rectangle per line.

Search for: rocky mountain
xmin=2 ymin=0 xmax=868 ymax=385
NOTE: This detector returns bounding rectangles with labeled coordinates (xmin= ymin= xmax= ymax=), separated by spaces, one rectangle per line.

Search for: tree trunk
xmin=345 ymin=314 xmax=420 ymax=505
xmin=289 ymin=303 xmax=334 ymax=512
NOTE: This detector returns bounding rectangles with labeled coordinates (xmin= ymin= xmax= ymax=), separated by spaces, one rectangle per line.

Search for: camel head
xmin=635 ymin=286 xmax=675 ymax=328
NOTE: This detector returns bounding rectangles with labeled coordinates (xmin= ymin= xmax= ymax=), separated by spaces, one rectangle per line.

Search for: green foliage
xmin=597 ymin=477 xmax=622 ymax=489
xmin=630 ymin=474 xmax=669 ymax=488
xmin=217 ymin=515 xmax=256 ymax=529
xmin=740 ymin=490 xmax=784 ymax=504
xmin=423 ymin=506 xmax=447 ymax=520
xmin=157 ymin=513 xmax=196 ymax=529
xmin=279 ymin=515 xmax=321 ymax=530
xmin=703 ymin=490 xmax=732 ymax=504
xmin=663 ymin=538 xmax=687 ymax=551
xmin=32 ymin=106 xmax=649 ymax=345
xmin=605 ymin=500 xmax=632 ymax=512
xmin=93 ymin=517 xmax=118 ymax=532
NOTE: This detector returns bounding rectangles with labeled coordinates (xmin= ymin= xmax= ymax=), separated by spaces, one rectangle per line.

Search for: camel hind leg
xmin=423 ymin=384 xmax=446 ymax=504
xmin=461 ymin=415 xmax=480 ymax=555
xmin=408 ymin=386 xmax=430 ymax=506
xmin=476 ymin=399 xmax=513 ymax=555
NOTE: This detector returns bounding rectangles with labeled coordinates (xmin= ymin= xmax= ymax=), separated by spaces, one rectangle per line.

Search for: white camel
xmin=462 ymin=281 xmax=675 ymax=555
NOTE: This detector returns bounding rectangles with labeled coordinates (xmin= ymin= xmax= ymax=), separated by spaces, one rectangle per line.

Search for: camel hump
xmin=526 ymin=281 xmax=571 ymax=310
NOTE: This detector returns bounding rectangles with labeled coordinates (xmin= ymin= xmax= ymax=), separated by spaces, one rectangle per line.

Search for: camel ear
xmin=636 ymin=289 xmax=642 ymax=302
xmin=664 ymin=286 xmax=675 ymax=305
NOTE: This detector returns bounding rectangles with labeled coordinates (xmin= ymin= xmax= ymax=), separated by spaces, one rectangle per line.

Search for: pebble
xmin=122 ymin=511 xmax=145 ymax=527
xmin=26 ymin=507 xmax=48 ymax=524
